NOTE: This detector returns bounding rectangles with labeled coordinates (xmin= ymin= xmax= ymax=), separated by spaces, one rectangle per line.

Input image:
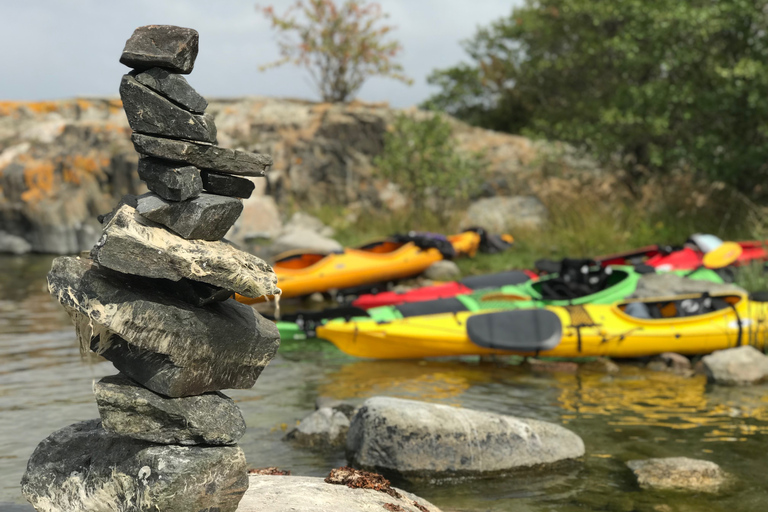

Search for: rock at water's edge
xmin=120 ymin=25 xmax=199 ymax=74
xmin=94 ymin=374 xmax=246 ymax=445
xmin=138 ymin=157 xmax=203 ymax=202
xmin=627 ymin=457 xmax=727 ymax=492
xmin=136 ymin=192 xmax=243 ymax=241
xmin=92 ymin=205 xmax=278 ymax=299
xmin=133 ymin=67 xmax=208 ymax=113
xmin=21 ymin=419 xmax=247 ymax=512
xmin=285 ymin=407 xmax=350 ymax=448
xmin=346 ymin=396 xmax=584 ymax=476
xmin=132 ymin=133 xmax=272 ymax=177
xmin=701 ymin=345 xmax=768 ymax=385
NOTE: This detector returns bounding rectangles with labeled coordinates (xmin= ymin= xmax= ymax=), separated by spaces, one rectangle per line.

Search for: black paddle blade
xmin=467 ymin=309 xmax=563 ymax=352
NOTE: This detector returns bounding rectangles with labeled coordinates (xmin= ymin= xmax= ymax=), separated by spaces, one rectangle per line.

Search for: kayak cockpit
xmin=273 ymin=252 xmax=331 ymax=270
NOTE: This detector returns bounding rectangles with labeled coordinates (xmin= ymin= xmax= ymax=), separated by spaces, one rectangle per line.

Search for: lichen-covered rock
xmin=136 ymin=192 xmax=242 ymax=240
xmin=120 ymin=75 xmax=217 ymax=143
xmin=132 ymin=133 xmax=272 ymax=177
xmin=21 ymin=420 xmax=246 ymax=512
xmin=285 ymin=407 xmax=350 ymax=448
xmin=627 ymin=457 xmax=727 ymax=492
xmin=237 ymin=475 xmax=441 ymax=512
xmin=138 ymin=158 xmax=203 ymax=201
xmin=47 ymin=256 xmax=280 ymax=396
xmin=120 ymin=25 xmax=199 ymax=74
xmin=701 ymin=345 xmax=768 ymax=385
xmin=91 ymin=205 xmax=278 ymax=299
xmin=201 ymin=170 xmax=256 ymax=198
xmin=132 ymin=67 xmax=208 ymax=113
xmin=94 ymin=374 xmax=245 ymax=445
xmin=346 ymin=397 xmax=584 ymax=477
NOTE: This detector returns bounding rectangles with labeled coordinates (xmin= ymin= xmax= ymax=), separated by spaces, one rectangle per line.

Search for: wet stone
xmin=201 ymin=170 xmax=256 ymax=198
xmin=94 ymin=374 xmax=246 ymax=445
xmin=120 ymin=75 xmax=217 ymax=143
xmin=136 ymin=192 xmax=242 ymax=241
xmin=138 ymin=158 xmax=203 ymax=201
xmin=120 ymin=25 xmax=199 ymax=74
xmin=132 ymin=133 xmax=272 ymax=177
xmin=133 ymin=67 xmax=207 ymax=113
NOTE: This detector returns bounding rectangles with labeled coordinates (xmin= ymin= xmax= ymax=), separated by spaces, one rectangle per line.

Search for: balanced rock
xmin=138 ymin=158 xmax=203 ymax=201
xmin=201 ymin=170 xmax=255 ymax=198
xmin=284 ymin=407 xmax=350 ymax=448
xmin=701 ymin=345 xmax=768 ymax=385
xmin=133 ymin=67 xmax=208 ymax=113
xmin=120 ymin=74 xmax=217 ymax=143
xmin=48 ymin=256 xmax=280 ymax=396
xmin=94 ymin=374 xmax=246 ymax=445
xmin=627 ymin=457 xmax=727 ymax=492
xmin=21 ymin=420 xmax=247 ymax=512
xmin=133 ymin=133 xmax=272 ymax=177
xmin=91 ymin=205 xmax=278 ymax=299
xmin=346 ymin=397 xmax=584 ymax=477
xmin=120 ymin=25 xmax=199 ymax=74
xmin=136 ymin=192 xmax=242 ymax=240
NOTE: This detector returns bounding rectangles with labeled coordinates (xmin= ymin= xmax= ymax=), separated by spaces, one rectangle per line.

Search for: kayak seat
xmin=395 ymin=297 xmax=469 ymax=318
xmin=460 ymin=270 xmax=530 ymax=290
xmin=467 ymin=309 xmax=562 ymax=352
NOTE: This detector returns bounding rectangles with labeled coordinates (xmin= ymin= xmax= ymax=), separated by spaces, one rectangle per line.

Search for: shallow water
xmin=1 ymin=255 xmax=767 ymax=511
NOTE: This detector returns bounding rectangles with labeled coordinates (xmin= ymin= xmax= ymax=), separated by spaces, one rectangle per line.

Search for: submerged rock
xmin=91 ymin=205 xmax=278 ymax=299
xmin=285 ymin=407 xmax=350 ymax=448
xmin=201 ymin=170 xmax=256 ymax=198
xmin=701 ymin=345 xmax=768 ymax=385
xmin=21 ymin=419 xmax=247 ymax=512
xmin=94 ymin=374 xmax=246 ymax=445
xmin=47 ymin=256 xmax=280 ymax=396
xmin=346 ymin=396 xmax=584 ymax=477
xmin=120 ymin=25 xmax=199 ymax=74
xmin=138 ymin=157 xmax=203 ymax=202
xmin=120 ymin=74 xmax=217 ymax=143
xmin=132 ymin=133 xmax=272 ymax=177
xmin=136 ymin=192 xmax=243 ymax=241
xmin=627 ymin=457 xmax=727 ymax=492
xmin=237 ymin=475 xmax=441 ymax=512
xmin=133 ymin=67 xmax=208 ymax=113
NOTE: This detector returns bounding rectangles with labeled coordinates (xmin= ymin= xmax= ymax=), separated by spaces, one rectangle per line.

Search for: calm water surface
xmin=1 ymin=255 xmax=767 ymax=511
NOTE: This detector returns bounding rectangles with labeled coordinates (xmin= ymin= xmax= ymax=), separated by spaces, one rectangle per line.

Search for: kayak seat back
xmin=467 ymin=309 xmax=562 ymax=352
xmin=395 ymin=297 xmax=469 ymax=317
xmin=461 ymin=270 xmax=530 ymax=290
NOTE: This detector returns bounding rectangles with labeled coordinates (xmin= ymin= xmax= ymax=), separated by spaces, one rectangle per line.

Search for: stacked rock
xmin=21 ymin=25 xmax=280 ymax=512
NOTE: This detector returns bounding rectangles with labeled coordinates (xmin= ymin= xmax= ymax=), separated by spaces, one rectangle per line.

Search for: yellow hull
xmin=316 ymin=293 xmax=768 ymax=359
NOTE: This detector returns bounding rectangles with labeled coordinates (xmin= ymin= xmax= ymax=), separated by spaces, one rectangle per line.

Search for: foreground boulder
xmin=22 ymin=420 xmax=247 ymax=512
xmin=346 ymin=397 xmax=584 ymax=477
xmin=701 ymin=345 xmax=768 ymax=385
xmin=237 ymin=474 xmax=441 ymax=512
xmin=627 ymin=457 xmax=727 ymax=492
xmin=94 ymin=374 xmax=246 ymax=445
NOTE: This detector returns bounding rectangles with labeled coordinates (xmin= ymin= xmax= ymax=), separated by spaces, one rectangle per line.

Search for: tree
xmin=257 ymin=0 xmax=412 ymax=102
xmin=423 ymin=0 xmax=768 ymax=194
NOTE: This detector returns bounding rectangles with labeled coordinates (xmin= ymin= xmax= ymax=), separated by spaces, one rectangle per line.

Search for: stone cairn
xmin=21 ymin=25 xmax=281 ymax=512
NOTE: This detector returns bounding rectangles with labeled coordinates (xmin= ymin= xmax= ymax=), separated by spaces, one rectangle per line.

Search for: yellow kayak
xmin=316 ymin=292 xmax=768 ymax=359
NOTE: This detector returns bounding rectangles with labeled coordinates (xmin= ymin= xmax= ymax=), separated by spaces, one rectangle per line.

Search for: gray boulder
xmin=132 ymin=133 xmax=272 ymax=177
xmin=138 ymin=158 xmax=203 ymax=201
xmin=460 ymin=196 xmax=548 ymax=233
xmin=346 ymin=397 xmax=584 ymax=477
xmin=120 ymin=25 xmax=199 ymax=74
xmin=285 ymin=407 xmax=350 ymax=448
xmin=202 ymin=170 xmax=256 ymax=198
xmin=237 ymin=475 xmax=441 ymax=512
xmin=269 ymin=228 xmax=342 ymax=257
xmin=48 ymin=256 xmax=280 ymax=397
xmin=0 ymin=231 xmax=31 ymax=254
xmin=120 ymin=74 xmax=217 ymax=143
xmin=423 ymin=260 xmax=461 ymax=281
xmin=94 ymin=374 xmax=246 ymax=445
xmin=22 ymin=420 xmax=247 ymax=512
xmin=133 ymin=67 xmax=208 ymax=113
xmin=627 ymin=457 xmax=727 ymax=492
xmin=91 ymin=205 xmax=279 ymax=299
xmin=629 ymin=273 xmax=744 ymax=299
xmin=701 ymin=345 xmax=768 ymax=385
xmin=136 ymin=192 xmax=243 ymax=241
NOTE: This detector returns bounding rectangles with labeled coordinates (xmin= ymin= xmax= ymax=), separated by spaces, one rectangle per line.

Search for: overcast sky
xmin=0 ymin=0 xmax=519 ymax=108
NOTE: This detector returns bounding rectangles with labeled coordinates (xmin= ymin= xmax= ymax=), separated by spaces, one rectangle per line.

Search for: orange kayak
xmin=237 ymin=231 xmax=487 ymax=303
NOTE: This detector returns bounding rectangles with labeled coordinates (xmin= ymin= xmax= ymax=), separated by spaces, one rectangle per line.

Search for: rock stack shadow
xmin=20 ymin=25 xmax=280 ymax=512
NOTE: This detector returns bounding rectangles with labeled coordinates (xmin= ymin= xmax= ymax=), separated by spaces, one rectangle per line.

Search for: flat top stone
xmin=120 ymin=25 xmax=199 ymax=74
xmin=627 ymin=457 xmax=727 ymax=492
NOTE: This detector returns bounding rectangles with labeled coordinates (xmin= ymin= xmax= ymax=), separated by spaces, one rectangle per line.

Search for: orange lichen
xmin=20 ymin=160 xmax=56 ymax=203
xmin=75 ymin=99 xmax=92 ymax=111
